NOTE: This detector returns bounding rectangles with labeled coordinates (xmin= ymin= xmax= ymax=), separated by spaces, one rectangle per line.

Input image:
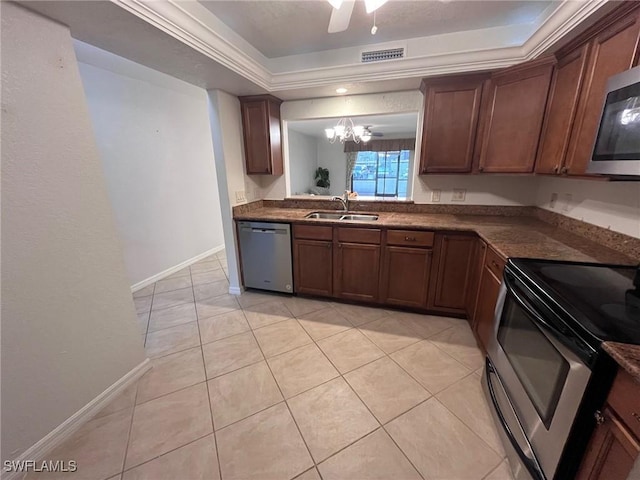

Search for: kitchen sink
xmin=340 ymin=214 xmax=379 ymax=221
xmin=305 ymin=212 xmax=379 ymax=221
xmin=305 ymin=212 xmax=345 ymax=220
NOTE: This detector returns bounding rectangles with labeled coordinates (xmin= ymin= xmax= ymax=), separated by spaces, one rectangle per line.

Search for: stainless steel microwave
xmin=588 ymin=65 xmax=640 ymax=177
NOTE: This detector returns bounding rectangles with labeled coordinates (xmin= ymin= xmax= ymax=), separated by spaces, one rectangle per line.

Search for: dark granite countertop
xmin=603 ymin=342 xmax=640 ymax=383
xmin=234 ymin=207 xmax=636 ymax=265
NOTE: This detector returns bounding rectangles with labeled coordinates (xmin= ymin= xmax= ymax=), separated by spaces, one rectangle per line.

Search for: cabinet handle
xmin=327 ymin=243 xmax=331 ymax=249
xmin=405 ymin=236 xmax=417 ymax=242
xmin=491 ymin=260 xmax=499 ymax=269
xmin=553 ymin=165 xmax=559 ymax=174
xmin=338 ymin=243 xmax=342 ymax=249
xmin=561 ymin=166 xmax=568 ymax=174
xmin=594 ymin=410 xmax=605 ymax=425
xmin=632 ymin=412 xmax=640 ymax=423
xmin=479 ymin=166 xmax=484 ymax=172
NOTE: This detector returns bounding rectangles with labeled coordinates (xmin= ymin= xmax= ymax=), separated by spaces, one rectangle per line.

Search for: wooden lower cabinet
xmin=380 ymin=246 xmax=432 ymax=308
xmin=474 ymin=264 xmax=502 ymax=352
xmin=334 ymin=242 xmax=381 ymax=302
xmin=293 ymin=238 xmax=332 ymax=297
xmin=577 ymin=368 xmax=640 ymax=480
xmin=427 ymin=233 xmax=476 ymax=314
xmin=465 ymin=239 xmax=487 ymax=321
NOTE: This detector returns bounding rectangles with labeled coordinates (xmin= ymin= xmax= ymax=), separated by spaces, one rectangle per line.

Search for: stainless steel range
xmin=484 ymin=258 xmax=640 ymax=480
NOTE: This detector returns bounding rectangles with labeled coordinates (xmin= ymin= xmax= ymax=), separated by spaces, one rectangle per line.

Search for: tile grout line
xmin=241 ymin=304 xmax=318 ymax=474
xmin=306 ymin=318 xmax=427 ymax=480
xmin=188 ymin=263 xmax=223 ymax=480
xmin=118 ymin=375 xmax=142 ymax=477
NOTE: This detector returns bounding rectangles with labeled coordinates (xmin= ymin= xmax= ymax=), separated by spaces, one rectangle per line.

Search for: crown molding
xmin=110 ymin=0 xmax=610 ymax=94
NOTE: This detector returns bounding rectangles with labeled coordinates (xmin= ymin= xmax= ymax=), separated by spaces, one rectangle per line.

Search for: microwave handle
xmin=485 ymin=358 xmax=546 ymax=480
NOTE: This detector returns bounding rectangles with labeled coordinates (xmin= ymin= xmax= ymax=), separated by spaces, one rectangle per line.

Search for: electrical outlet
xmin=431 ymin=189 xmax=441 ymax=202
xmin=550 ymin=193 xmax=558 ymax=209
xmin=561 ymin=193 xmax=572 ymax=212
xmin=452 ymin=189 xmax=466 ymax=202
xmin=235 ymin=190 xmax=246 ymax=203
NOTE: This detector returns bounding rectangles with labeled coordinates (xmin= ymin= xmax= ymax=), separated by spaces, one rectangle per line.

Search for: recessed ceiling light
xmin=336 ymin=87 xmax=348 ymax=94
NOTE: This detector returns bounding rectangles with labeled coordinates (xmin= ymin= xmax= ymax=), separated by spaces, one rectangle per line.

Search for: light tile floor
xmin=29 ymin=250 xmax=515 ymax=480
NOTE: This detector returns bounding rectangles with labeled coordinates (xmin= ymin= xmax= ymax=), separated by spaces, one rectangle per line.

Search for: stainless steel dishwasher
xmin=237 ymin=221 xmax=293 ymax=293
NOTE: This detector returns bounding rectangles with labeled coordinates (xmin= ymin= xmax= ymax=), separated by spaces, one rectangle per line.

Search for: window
xmin=351 ymin=150 xmax=410 ymax=198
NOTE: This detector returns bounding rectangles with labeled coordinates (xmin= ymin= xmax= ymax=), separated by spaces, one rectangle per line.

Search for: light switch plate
xmin=550 ymin=193 xmax=558 ymax=209
xmin=452 ymin=189 xmax=466 ymax=202
xmin=431 ymin=189 xmax=441 ymax=202
xmin=561 ymin=193 xmax=572 ymax=212
xmin=235 ymin=190 xmax=246 ymax=203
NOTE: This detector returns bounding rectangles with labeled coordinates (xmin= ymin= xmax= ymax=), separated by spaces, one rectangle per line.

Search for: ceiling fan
xmin=327 ymin=0 xmax=388 ymax=33
xmin=363 ymin=126 xmax=384 ymax=138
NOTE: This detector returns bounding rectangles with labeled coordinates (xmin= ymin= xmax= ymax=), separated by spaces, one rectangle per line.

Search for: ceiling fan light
xmin=364 ymin=0 xmax=387 ymax=14
xmin=353 ymin=125 xmax=365 ymax=136
xmin=328 ymin=0 xmax=344 ymax=9
xmin=334 ymin=125 xmax=346 ymax=137
xmin=361 ymin=133 xmax=372 ymax=142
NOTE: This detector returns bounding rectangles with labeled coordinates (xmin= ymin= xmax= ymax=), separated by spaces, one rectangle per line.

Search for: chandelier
xmin=325 ymin=118 xmax=372 ymax=144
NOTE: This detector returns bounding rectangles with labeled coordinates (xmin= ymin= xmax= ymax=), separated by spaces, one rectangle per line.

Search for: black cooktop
xmin=508 ymin=258 xmax=640 ymax=346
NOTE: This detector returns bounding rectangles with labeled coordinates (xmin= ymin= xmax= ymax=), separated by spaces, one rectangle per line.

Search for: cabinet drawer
xmin=484 ymin=247 xmax=506 ymax=281
xmin=293 ymin=224 xmax=332 ymax=241
xmin=608 ymin=369 xmax=640 ymax=441
xmin=387 ymin=230 xmax=434 ymax=248
xmin=337 ymin=228 xmax=381 ymax=245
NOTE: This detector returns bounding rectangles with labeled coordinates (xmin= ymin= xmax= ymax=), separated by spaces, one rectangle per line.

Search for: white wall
xmin=76 ymin=42 xmax=225 ymax=287
xmin=288 ymin=130 xmax=318 ymax=195
xmin=535 ymin=177 xmax=640 ymax=239
xmin=1 ymin=3 xmax=146 ymax=461
xmin=317 ymin=140 xmax=348 ymax=196
xmin=414 ymin=175 xmax=540 ymax=205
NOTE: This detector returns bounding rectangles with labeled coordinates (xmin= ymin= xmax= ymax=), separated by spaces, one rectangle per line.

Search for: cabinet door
xmin=536 ymin=44 xmax=591 ymax=174
xmin=419 ymin=75 xmax=485 ymax=173
xmin=478 ymin=60 xmax=554 ymax=173
xmin=576 ymin=408 xmax=640 ymax=480
xmin=240 ymin=96 xmax=283 ymax=175
xmin=241 ymin=101 xmax=272 ymax=174
xmin=465 ymin=239 xmax=487 ymax=323
xmin=565 ymin=11 xmax=640 ymax=176
xmin=335 ymin=242 xmax=381 ymax=303
xmin=380 ymin=246 xmax=432 ymax=309
xmin=474 ymin=266 xmax=501 ymax=353
xmin=427 ymin=234 xmax=475 ymax=314
xmin=293 ymin=239 xmax=333 ymax=297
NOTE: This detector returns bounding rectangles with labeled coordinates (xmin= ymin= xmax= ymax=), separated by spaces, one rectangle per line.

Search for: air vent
xmin=361 ymin=47 xmax=404 ymax=63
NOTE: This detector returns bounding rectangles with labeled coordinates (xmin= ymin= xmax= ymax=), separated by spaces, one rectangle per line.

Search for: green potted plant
xmin=314 ymin=167 xmax=330 ymax=188
xmin=309 ymin=167 xmax=331 ymax=195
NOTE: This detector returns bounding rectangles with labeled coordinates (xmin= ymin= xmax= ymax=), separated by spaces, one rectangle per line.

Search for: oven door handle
xmin=485 ymin=358 xmax=546 ymax=480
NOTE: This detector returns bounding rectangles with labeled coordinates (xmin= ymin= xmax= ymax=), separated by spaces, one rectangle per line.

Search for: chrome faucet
xmin=332 ymin=190 xmax=350 ymax=212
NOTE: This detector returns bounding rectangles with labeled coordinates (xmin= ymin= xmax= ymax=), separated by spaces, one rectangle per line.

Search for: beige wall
xmin=1 ymin=3 xmax=146 ymax=461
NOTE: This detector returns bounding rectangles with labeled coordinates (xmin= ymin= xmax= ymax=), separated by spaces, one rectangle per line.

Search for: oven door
xmin=486 ymin=270 xmax=592 ymax=480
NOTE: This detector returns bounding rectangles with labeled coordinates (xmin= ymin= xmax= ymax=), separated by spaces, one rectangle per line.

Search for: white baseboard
xmin=228 ymin=285 xmax=242 ymax=295
xmin=131 ymin=244 xmax=225 ymax=293
xmin=2 ymin=359 xmax=152 ymax=480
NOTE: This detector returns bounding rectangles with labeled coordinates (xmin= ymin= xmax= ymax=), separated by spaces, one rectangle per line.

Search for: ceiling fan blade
xmin=328 ymin=0 xmax=354 ymax=33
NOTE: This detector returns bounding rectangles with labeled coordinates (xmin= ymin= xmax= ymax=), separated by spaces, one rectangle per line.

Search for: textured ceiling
xmin=201 ymin=0 xmax=553 ymax=58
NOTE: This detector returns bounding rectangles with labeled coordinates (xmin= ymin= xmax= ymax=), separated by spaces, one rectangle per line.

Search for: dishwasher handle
xmin=241 ymin=226 xmax=288 ymax=235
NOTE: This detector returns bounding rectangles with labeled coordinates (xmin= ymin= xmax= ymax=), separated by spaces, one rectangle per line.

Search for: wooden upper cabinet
xmin=419 ymin=75 xmax=486 ymax=174
xmin=536 ymin=44 xmax=591 ymax=175
xmin=564 ymin=9 xmax=640 ymax=176
xmin=477 ymin=58 xmax=554 ymax=173
xmin=239 ymin=95 xmax=283 ymax=175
